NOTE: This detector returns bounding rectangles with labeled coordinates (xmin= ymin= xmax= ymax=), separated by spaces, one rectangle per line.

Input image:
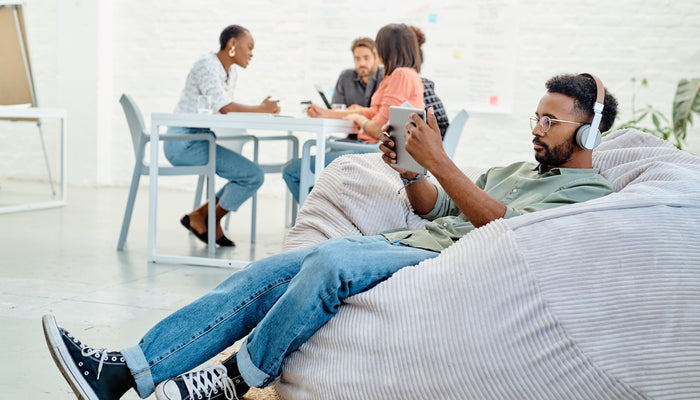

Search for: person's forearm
xmin=220 ymin=102 xmax=265 ymax=113
xmin=403 ymin=171 xmax=439 ymax=214
xmin=360 ymin=118 xmax=381 ymax=139
xmin=313 ymin=108 xmax=363 ymax=120
xmin=430 ymin=161 xmax=507 ymax=228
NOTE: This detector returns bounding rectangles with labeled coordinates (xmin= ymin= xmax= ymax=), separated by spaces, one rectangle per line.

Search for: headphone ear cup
xmin=575 ymin=124 xmax=600 ymax=150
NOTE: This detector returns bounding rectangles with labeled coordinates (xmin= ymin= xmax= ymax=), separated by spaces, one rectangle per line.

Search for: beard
xmin=534 ymin=137 xmax=576 ymax=168
xmin=357 ymin=67 xmax=371 ymax=77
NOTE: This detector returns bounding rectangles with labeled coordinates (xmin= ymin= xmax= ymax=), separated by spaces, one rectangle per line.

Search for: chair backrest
xmin=442 ymin=109 xmax=468 ymax=160
xmin=214 ymin=128 xmax=250 ymax=153
xmin=119 ymin=94 xmax=149 ymax=158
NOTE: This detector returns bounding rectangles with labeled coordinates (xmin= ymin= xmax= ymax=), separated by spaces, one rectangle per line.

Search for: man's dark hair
xmin=351 ymin=37 xmax=377 ymax=52
xmin=546 ymin=74 xmax=619 ymax=133
xmin=219 ymin=25 xmax=250 ymax=51
xmin=375 ymin=23 xmax=421 ymax=76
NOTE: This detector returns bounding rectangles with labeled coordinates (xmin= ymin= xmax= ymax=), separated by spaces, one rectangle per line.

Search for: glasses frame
xmin=530 ymin=115 xmax=583 ymax=133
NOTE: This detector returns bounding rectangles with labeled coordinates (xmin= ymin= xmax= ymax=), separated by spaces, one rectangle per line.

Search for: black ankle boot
xmin=43 ymin=314 xmax=135 ymax=400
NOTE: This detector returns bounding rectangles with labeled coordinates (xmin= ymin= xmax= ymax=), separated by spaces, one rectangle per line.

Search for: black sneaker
xmin=42 ymin=314 xmax=134 ymax=400
xmin=155 ymin=364 xmax=249 ymax=400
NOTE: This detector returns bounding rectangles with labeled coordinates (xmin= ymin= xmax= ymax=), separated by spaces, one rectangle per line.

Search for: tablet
xmin=388 ymin=105 xmax=427 ymax=174
xmin=314 ymin=84 xmax=332 ymax=108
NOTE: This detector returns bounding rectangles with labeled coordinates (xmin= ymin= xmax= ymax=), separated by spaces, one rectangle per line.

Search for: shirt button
xmin=512 ymin=188 xmax=518 ymax=193
xmin=443 ymin=222 xmax=449 ymax=227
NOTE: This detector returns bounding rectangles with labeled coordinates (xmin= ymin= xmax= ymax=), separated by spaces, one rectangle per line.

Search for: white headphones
xmin=575 ymin=73 xmax=605 ymax=150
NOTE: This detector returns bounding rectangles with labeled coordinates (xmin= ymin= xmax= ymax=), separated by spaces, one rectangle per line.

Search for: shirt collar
xmin=209 ymin=52 xmax=234 ymax=80
xmin=537 ymin=163 xmax=599 ymax=176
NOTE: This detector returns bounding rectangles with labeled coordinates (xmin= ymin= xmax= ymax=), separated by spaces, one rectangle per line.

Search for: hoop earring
xmin=228 ymin=46 xmax=236 ymax=57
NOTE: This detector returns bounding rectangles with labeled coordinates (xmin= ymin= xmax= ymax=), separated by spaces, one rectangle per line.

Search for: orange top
xmin=359 ymin=67 xmax=425 ymax=143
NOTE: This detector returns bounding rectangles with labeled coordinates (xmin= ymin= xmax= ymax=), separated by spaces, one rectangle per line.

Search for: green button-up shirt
xmin=382 ymin=161 xmax=613 ymax=252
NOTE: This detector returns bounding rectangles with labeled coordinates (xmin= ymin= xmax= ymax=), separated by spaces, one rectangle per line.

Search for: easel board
xmin=0 ymin=2 xmax=36 ymax=121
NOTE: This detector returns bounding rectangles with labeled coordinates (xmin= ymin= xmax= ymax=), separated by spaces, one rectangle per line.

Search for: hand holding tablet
xmin=388 ymin=105 xmax=427 ymax=174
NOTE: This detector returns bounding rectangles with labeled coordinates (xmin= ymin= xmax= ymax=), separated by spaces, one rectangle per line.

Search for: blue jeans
xmin=163 ymin=127 xmax=264 ymax=212
xmin=120 ymin=235 xmax=438 ymax=398
xmin=282 ymin=150 xmax=359 ymax=202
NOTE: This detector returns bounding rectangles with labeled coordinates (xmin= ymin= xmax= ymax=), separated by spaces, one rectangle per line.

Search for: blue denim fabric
xmin=121 ymin=235 xmax=438 ymax=397
xmin=163 ymin=126 xmax=264 ymax=212
xmin=282 ymin=150 xmax=360 ymax=202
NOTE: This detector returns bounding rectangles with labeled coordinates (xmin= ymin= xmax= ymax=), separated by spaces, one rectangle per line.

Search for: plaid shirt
xmin=422 ymin=78 xmax=449 ymax=138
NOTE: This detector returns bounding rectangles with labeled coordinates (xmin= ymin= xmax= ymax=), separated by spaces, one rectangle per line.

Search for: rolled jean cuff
xmin=121 ymin=344 xmax=155 ymax=399
xmin=237 ymin=340 xmax=273 ymax=388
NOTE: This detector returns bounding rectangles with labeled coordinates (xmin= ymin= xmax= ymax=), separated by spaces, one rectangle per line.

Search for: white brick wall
xmin=2 ymin=0 xmax=699 ymax=197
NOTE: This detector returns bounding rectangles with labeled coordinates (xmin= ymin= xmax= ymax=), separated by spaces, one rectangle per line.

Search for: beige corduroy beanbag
xmin=277 ymin=129 xmax=700 ymax=400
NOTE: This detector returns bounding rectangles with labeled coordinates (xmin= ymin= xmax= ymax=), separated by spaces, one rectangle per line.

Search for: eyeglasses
xmin=529 ymin=115 xmax=583 ymax=133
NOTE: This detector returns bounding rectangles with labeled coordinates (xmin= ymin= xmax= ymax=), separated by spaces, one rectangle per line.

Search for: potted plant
xmin=611 ymin=77 xmax=700 ymax=150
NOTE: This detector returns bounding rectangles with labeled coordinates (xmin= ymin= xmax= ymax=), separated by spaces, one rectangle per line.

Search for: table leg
xmin=60 ymin=115 xmax=67 ymax=203
xmin=147 ymin=121 xmax=159 ymax=261
xmin=314 ymin=129 xmax=326 ymax=184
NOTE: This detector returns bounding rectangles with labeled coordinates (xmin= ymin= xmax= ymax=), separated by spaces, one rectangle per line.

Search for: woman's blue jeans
xmin=163 ymin=127 xmax=264 ymax=212
xmin=120 ymin=235 xmax=438 ymax=398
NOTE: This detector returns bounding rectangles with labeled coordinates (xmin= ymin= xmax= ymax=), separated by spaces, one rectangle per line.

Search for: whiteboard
xmin=302 ymin=0 xmax=518 ymax=114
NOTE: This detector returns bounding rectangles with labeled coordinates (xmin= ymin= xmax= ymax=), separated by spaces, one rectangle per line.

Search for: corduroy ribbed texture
xmin=277 ymin=129 xmax=700 ymax=399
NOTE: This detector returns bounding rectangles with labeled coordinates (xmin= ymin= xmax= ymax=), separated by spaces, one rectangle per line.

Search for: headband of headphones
xmin=578 ymin=73 xmax=605 ymax=150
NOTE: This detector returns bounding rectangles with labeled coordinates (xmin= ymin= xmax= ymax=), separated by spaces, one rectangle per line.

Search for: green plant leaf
xmin=653 ymin=110 xmax=670 ymax=124
xmin=673 ymin=78 xmax=700 ymax=141
xmin=633 ymin=110 xmax=649 ymax=123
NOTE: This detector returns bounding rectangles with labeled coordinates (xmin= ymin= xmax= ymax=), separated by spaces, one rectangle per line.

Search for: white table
xmin=0 ymin=107 xmax=67 ymax=214
xmin=149 ymin=112 xmax=353 ymax=268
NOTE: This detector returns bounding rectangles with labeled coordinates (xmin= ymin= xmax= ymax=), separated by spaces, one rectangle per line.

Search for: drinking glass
xmin=331 ymin=103 xmax=347 ymax=111
xmin=197 ymin=95 xmax=213 ymax=114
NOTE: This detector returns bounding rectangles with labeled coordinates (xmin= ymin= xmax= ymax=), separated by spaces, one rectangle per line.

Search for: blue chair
xmin=117 ymin=94 xmax=267 ymax=252
xmin=116 ymin=94 xmax=255 ymax=253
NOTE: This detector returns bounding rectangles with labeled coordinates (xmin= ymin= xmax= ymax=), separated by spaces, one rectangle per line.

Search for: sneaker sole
xmin=153 ymin=380 xmax=176 ymax=400
xmin=42 ymin=314 xmax=100 ymax=400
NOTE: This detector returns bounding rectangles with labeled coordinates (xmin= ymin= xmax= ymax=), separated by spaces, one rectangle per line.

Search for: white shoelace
xmin=65 ymin=330 xmax=125 ymax=381
xmin=79 ymin=345 xmax=110 ymax=380
xmin=182 ymin=365 xmax=239 ymax=400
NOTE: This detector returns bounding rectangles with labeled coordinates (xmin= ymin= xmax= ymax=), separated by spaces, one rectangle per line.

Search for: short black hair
xmin=546 ymin=74 xmax=618 ymax=133
xmin=219 ymin=25 xmax=250 ymax=51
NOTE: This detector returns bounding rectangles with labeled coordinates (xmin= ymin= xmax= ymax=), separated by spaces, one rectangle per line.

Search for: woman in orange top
xmin=284 ymin=23 xmax=425 ymax=201
xmin=307 ymin=23 xmax=425 ymax=141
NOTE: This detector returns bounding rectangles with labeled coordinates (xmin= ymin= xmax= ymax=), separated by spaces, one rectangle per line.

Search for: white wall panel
xmin=2 ymin=0 xmax=699 ymax=196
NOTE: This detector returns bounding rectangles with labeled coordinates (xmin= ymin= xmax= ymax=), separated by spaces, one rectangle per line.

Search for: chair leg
xmin=194 ymin=175 xmax=205 ymax=210
xmin=298 ymin=139 xmax=316 ymax=206
xmin=250 ymin=192 xmax=257 ymax=244
xmin=224 ymin=213 xmax=231 ymax=230
xmin=287 ymin=131 xmax=299 ymax=227
xmin=207 ymin=174 xmax=216 ymax=256
xmin=117 ymin=165 xmax=143 ymax=251
xmin=287 ymin=189 xmax=298 ymax=227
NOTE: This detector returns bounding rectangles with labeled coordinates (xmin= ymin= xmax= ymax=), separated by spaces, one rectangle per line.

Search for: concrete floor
xmin=0 ymin=181 xmax=290 ymax=399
